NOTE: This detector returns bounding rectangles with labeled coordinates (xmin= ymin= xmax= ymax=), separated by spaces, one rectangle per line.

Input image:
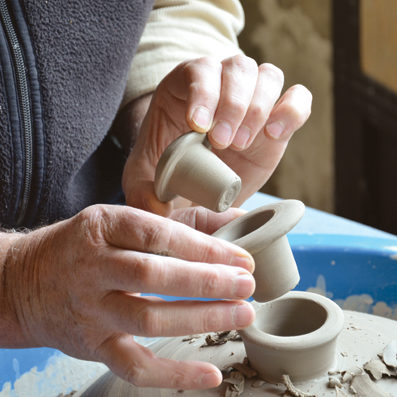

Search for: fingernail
xmin=192 ymin=106 xmax=212 ymax=132
xmin=200 ymin=371 xmax=221 ymax=387
xmin=233 ymin=125 xmax=251 ymax=149
xmin=266 ymin=121 xmax=284 ymax=139
xmin=211 ymin=121 xmax=233 ymax=146
xmin=233 ymin=272 xmax=255 ymax=298
xmin=232 ymin=254 xmax=255 ymax=272
xmin=232 ymin=302 xmax=255 ymax=329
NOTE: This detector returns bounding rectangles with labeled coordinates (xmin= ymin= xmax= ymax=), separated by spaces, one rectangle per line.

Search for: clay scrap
xmin=224 ymin=371 xmax=245 ymax=397
xmin=364 ymin=358 xmax=395 ymax=380
xmin=282 ymin=375 xmax=315 ymax=397
xmin=381 ymin=340 xmax=397 ymax=369
xmin=201 ymin=331 xmax=242 ymax=348
xmin=350 ymin=373 xmax=393 ymax=397
xmin=326 ymin=341 xmax=397 ymax=396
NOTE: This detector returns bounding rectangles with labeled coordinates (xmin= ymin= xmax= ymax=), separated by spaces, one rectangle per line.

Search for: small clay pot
xmin=154 ymin=132 xmax=241 ymax=212
xmin=239 ymin=291 xmax=345 ymax=383
xmin=212 ymin=200 xmax=304 ymax=302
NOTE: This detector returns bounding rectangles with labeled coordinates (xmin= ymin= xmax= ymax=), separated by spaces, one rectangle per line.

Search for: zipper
xmin=0 ymin=0 xmax=33 ymax=226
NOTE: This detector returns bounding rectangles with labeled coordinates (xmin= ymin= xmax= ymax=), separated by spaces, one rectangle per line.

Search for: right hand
xmin=2 ymin=204 xmax=255 ymax=389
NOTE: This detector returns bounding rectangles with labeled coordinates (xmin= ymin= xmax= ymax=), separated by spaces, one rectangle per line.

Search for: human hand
xmin=2 ymin=204 xmax=255 ymax=389
xmin=122 ymin=55 xmax=312 ymax=215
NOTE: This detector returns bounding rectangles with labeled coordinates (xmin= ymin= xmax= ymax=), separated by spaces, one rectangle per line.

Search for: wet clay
xmin=239 ymin=292 xmax=345 ymax=383
xmin=75 ymin=311 xmax=397 ymax=397
xmin=213 ymin=200 xmax=305 ymax=302
xmin=154 ymin=132 xmax=241 ymax=212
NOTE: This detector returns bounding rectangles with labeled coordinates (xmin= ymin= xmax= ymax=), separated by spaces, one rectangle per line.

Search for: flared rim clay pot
xmin=239 ymin=291 xmax=345 ymax=383
xmin=154 ymin=132 xmax=241 ymax=212
xmin=212 ymin=200 xmax=305 ymax=302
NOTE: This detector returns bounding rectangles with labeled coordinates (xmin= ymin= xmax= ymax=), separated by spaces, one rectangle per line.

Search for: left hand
xmin=122 ymin=55 xmax=312 ymax=215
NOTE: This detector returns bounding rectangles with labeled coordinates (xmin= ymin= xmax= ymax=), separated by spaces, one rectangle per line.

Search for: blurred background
xmin=238 ymin=0 xmax=397 ymax=235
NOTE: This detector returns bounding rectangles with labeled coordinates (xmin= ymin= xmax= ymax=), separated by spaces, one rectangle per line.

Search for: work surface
xmin=1 ymin=193 xmax=396 ymax=396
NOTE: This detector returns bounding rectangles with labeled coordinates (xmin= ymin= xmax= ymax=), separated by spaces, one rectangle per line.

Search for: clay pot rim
xmin=154 ymin=132 xmax=209 ymax=202
xmin=213 ymin=200 xmax=305 ymax=254
xmin=239 ymin=291 xmax=344 ymax=350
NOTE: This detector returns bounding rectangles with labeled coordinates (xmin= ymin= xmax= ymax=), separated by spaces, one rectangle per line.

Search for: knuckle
xmin=228 ymin=54 xmax=258 ymax=72
xmin=169 ymin=370 xmax=186 ymax=389
xmin=259 ymin=63 xmax=284 ymax=84
xmin=196 ymin=56 xmax=222 ymax=70
xmin=189 ymin=81 xmax=218 ymax=102
xmin=132 ymin=256 xmax=154 ymax=288
xmin=202 ymin=307 xmax=222 ymax=331
xmin=284 ymin=99 xmax=311 ymax=125
xmin=73 ymin=204 xmax=109 ymax=246
xmin=124 ymin=364 xmax=147 ymax=387
xmin=224 ymin=95 xmax=247 ymax=116
xmin=248 ymin=102 xmax=267 ymax=123
xmin=136 ymin=307 xmax=159 ymax=336
xmin=201 ymin=270 xmax=222 ymax=297
xmin=184 ymin=56 xmax=221 ymax=75
xmin=142 ymin=221 xmax=173 ymax=253
xmin=198 ymin=242 xmax=224 ymax=264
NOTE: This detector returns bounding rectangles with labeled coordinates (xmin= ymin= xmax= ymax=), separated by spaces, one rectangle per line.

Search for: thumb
xmin=124 ymin=179 xmax=172 ymax=217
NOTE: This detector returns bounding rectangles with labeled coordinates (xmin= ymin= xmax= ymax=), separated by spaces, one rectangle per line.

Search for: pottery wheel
xmin=76 ymin=311 xmax=397 ymax=397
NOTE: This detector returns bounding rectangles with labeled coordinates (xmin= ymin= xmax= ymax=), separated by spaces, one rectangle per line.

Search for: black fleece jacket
xmin=0 ymin=0 xmax=154 ymax=228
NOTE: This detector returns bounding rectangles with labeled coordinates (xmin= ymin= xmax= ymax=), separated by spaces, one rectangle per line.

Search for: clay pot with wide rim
xmin=213 ymin=200 xmax=305 ymax=302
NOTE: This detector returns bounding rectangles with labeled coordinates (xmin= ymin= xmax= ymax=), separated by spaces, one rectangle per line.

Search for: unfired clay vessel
xmin=213 ymin=200 xmax=305 ymax=302
xmin=76 ymin=311 xmax=397 ymax=397
xmin=154 ymin=132 xmax=241 ymax=212
xmin=239 ymin=291 xmax=344 ymax=383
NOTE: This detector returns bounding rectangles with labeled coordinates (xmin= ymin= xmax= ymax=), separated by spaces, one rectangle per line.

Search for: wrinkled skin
xmin=0 ymin=55 xmax=312 ymax=390
xmin=1 ymin=205 xmax=255 ymax=389
xmin=122 ymin=55 xmax=312 ymax=215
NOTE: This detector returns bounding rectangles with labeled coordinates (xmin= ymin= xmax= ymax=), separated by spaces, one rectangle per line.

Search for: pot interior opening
xmin=255 ymin=298 xmax=328 ymax=337
xmin=216 ymin=209 xmax=275 ymax=241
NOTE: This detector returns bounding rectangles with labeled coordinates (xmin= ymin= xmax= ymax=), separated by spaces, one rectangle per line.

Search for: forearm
xmin=0 ymin=231 xmax=29 ymax=347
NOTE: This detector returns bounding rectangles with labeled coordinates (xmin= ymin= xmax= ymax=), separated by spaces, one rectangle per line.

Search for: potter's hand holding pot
xmin=122 ymin=55 xmax=312 ymax=215
xmin=0 ymin=204 xmax=255 ymax=389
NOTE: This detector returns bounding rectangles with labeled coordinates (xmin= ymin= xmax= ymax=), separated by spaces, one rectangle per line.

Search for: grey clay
xmin=154 ymin=132 xmax=241 ymax=212
xmin=213 ymin=200 xmax=305 ymax=302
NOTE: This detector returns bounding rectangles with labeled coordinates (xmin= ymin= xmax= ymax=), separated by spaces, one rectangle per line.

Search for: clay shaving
xmin=282 ymin=374 xmax=315 ymax=397
xmin=201 ymin=331 xmax=242 ymax=347
xmin=381 ymin=340 xmax=397 ymax=368
xmin=364 ymin=358 xmax=395 ymax=380
xmin=224 ymin=371 xmax=245 ymax=397
xmin=335 ymin=388 xmax=348 ymax=397
xmin=327 ymin=376 xmax=342 ymax=388
xmin=182 ymin=335 xmax=200 ymax=344
xmin=350 ymin=373 xmax=393 ymax=397
xmin=341 ymin=366 xmax=363 ymax=383
xmin=230 ymin=362 xmax=257 ymax=379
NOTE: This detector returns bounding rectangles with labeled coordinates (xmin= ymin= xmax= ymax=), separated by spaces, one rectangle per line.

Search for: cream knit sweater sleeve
xmin=121 ymin=0 xmax=245 ymax=107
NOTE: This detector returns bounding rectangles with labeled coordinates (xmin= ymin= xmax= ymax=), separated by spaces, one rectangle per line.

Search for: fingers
xmin=183 ymin=56 xmax=310 ymax=150
xmin=264 ymin=84 xmax=312 ymax=141
xmin=230 ymin=63 xmax=284 ymax=150
xmin=101 ymin=295 xmax=255 ymax=337
xmin=207 ymin=55 xmax=258 ymax=148
xmin=102 ymin=249 xmax=255 ymax=299
xmin=180 ymin=57 xmax=222 ymax=133
xmin=170 ymin=206 xmax=246 ymax=234
xmin=98 ymin=334 xmax=222 ymax=389
xmin=98 ymin=205 xmax=255 ymax=271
